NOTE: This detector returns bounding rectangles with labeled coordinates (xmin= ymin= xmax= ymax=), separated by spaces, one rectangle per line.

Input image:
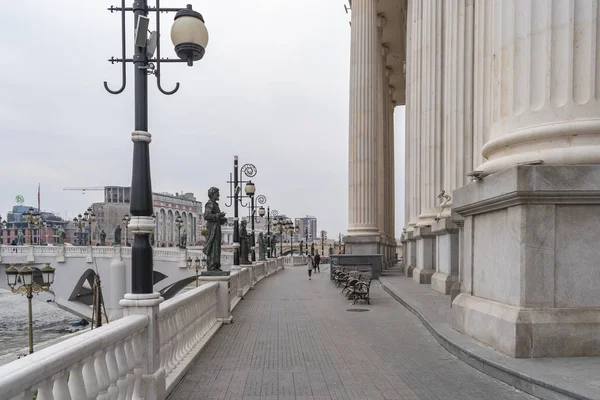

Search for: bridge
xmin=0 ymin=245 xmax=270 ymax=320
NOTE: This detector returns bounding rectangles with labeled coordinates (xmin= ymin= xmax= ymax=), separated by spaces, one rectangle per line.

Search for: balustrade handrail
xmin=159 ymin=282 xmax=218 ymax=317
xmin=0 ymin=314 xmax=148 ymax=399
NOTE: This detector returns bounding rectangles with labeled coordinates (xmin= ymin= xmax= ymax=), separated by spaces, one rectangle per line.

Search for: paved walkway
xmin=168 ymin=266 xmax=535 ymax=400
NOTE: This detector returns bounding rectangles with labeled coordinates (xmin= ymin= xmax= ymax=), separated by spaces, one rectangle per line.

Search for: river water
xmin=0 ymin=289 xmax=81 ymax=359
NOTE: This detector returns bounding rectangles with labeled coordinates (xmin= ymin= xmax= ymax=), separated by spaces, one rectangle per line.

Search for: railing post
xmin=198 ymin=276 xmax=233 ymax=324
xmin=57 ymin=244 xmax=66 ymax=263
xmin=120 ymin=293 xmax=165 ymax=400
xmin=27 ymin=245 xmax=35 ymax=263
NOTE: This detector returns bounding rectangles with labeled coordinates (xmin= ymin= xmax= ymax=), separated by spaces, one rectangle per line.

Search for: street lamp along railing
xmin=104 ymin=0 xmax=208 ymax=295
xmin=225 ymin=159 xmax=257 ymax=268
xmin=187 ymin=255 xmax=206 ymax=287
xmin=5 ymin=263 xmax=56 ymax=354
xmin=175 ymin=215 xmax=183 ymax=247
xmin=73 ymin=207 xmax=95 ymax=246
xmin=246 ymin=192 xmax=266 ymax=262
xmin=122 ymin=213 xmax=131 ymax=246
xmin=23 ymin=207 xmax=43 ymax=245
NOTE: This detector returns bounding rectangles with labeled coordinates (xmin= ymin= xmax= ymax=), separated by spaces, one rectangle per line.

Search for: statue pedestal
xmin=198 ymin=274 xmax=233 ymax=324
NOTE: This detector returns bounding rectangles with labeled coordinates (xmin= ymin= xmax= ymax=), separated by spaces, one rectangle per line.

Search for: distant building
xmin=90 ymin=186 xmax=203 ymax=247
xmin=295 ymin=216 xmax=317 ymax=242
xmin=1 ymin=206 xmax=70 ymax=245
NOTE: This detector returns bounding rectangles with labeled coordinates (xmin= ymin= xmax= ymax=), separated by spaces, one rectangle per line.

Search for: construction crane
xmin=63 ymin=187 xmax=105 ymax=194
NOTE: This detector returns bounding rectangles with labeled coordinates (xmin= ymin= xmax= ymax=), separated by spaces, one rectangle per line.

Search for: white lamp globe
xmin=171 ymin=5 xmax=208 ymax=66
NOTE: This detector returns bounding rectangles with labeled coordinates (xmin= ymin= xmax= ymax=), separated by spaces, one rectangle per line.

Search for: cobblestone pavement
xmin=168 ymin=266 xmax=536 ymax=400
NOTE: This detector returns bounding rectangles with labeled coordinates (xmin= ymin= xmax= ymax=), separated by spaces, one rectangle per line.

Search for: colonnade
xmin=346 ymin=0 xmax=397 ymax=266
xmin=348 ymin=0 xmax=600 ymax=357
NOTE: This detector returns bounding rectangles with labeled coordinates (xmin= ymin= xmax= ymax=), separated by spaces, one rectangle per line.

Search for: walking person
xmin=307 ymin=254 xmax=314 ymax=280
xmin=314 ymin=253 xmax=321 ymax=273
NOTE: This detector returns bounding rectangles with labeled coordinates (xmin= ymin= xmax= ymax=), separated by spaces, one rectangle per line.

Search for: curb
xmin=379 ymin=277 xmax=594 ymax=400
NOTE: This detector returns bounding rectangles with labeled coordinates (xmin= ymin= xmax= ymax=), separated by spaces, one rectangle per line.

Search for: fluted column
xmin=477 ymin=0 xmax=600 ymax=176
xmin=406 ymin=0 xmax=422 ymax=229
xmin=377 ymin=16 xmax=386 ymax=238
xmin=417 ymin=0 xmax=444 ymax=226
xmin=388 ymin=84 xmax=396 ymax=240
xmin=440 ymin=0 xmax=474 ymax=218
xmin=348 ymin=0 xmax=380 ymax=236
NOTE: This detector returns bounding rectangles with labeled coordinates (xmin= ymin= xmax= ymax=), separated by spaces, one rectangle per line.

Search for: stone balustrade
xmin=159 ymin=282 xmax=220 ymax=392
xmin=0 ymin=257 xmax=286 ymax=399
xmin=0 ymin=314 xmax=148 ymax=399
xmin=0 ymin=245 xmax=235 ymax=265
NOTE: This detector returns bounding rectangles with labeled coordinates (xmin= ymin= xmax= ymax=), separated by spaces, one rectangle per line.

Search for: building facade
xmin=91 ymin=186 xmax=203 ymax=247
xmin=1 ymin=206 xmax=70 ymax=245
xmin=294 ymin=216 xmax=318 ymax=243
xmin=345 ymin=0 xmax=600 ymax=358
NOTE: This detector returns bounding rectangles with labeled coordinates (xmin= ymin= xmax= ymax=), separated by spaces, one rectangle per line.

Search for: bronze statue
xmin=239 ymin=220 xmax=250 ymax=264
xmin=57 ymin=227 xmax=66 ymax=245
xmin=180 ymin=230 xmax=187 ymax=248
xmin=258 ymin=232 xmax=266 ymax=261
xmin=202 ymin=187 xmax=227 ymax=271
xmin=17 ymin=230 xmax=25 ymax=246
xmin=114 ymin=225 xmax=122 ymax=245
xmin=270 ymin=234 xmax=277 ymax=257
xmin=311 ymin=243 xmax=315 ymax=256
xmin=100 ymin=230 xmax=106 ymax=246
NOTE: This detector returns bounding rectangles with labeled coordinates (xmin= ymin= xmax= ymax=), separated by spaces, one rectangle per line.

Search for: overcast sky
xmin=0 ymin=0 xmax=405 ymax=239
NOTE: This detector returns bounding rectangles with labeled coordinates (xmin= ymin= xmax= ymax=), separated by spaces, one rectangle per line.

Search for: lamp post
xmin=104 ymin=1 xmax=208 ymax=294
xmin=73 ymin=214 xmax=85 ymax=246
xmin=5 ymin=263 xmax=55 ymax=354
xmin=175 ymin=215 xmax=183 ymax=247
xmin=273 ymin=217 xmax=285 ymax=256
xmin=122 ymin=214 xmax=131 ymax=246
xmin=23 ymin=207 xmax=42 ymax=245
xmin=187 ymin=255 xmax=206 ymax=287
xmin=305 ymin=225 xmax=309 ymax=255
xmin=321 ymin=230 xmax=327 ymax=256
xmin=226 ymin=159 xmax=258 ymax=268
xmin=244 ymin=182 xmax=256 ymax=262
xmin=85 ymin=207 xmax=96 ymax=246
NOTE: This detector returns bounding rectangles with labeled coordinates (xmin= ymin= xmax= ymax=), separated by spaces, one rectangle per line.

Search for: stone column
xmin=413 ymin=0 xmax=444 ymax=284
xmin=432 ymin=0 xmax=474 ymax=294
xmin=453 ymin=0 xmax=600 ymax=358
xmin=406 ymin=0 xmax=421 ymax=231
xmin=377 ymin=15 xmax=387 ymax=249
xmin=346 ymin=0 xmax=381 ymax=254
xmin=476 ymin=0 xmax=600 ymax=175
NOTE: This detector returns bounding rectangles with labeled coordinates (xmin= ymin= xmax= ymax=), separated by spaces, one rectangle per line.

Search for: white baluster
xmin=105 ymin=345 xmax=120 ymax=400
xmin=115 ymin=341 xmax=129 ymax=400
xmin=82 ymin=356 xmax=100 ymax=398
xmin=35 ymin=379 xmax=54 ymax=400
xmin=95 ymin=350 xmax=111 ymax=400
xmin=67 ymin=363 xmax=88 ymax=400
xmin=52 ymin=371 xmax=71 ymax=400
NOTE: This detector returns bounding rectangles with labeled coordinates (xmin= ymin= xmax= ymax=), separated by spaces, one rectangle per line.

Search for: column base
xmin=344 ymin=234 xmax=381 ymax=255
xmin=453 ymin=293 xmax=600 ymax=358
xmin=412 ymin=268 xmax=435 ymax=284
xmin=430 ymin=272 xmax=458 ymax=295
xmin=404 ymin=264 xmax=414 ymax=277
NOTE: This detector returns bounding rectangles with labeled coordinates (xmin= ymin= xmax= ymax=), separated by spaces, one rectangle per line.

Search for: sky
xmin=0 ymin=0 xmax=405 ymax=239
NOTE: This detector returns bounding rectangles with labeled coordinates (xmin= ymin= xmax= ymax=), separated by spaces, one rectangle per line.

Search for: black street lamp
xmin=122 ymin=214 xmax=131 ymax=246
xmin=23 ymin=207 xmax=42 ymax=245
xmin=84 ymin=207 xmax=96 ymax=246
xmin=104 ymin=0 xmax=208 ymax=294
xmin=175 ymin=215 xmax=183 ymax=247
xmin=226 ymin=158 xmax=257 ymax=267
xmin=264 ymin=208 xmax=278 ymax=258
xmin=6 ymin=263 xmax=55 ymax=354
xmin=305 ymin=225 xmax=309 ymax=255
xmin=321 ymin=230 xmax=327 ymax=256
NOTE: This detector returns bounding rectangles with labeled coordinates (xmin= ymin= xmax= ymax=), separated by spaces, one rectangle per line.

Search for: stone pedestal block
xmin=413 ymin=227 xmax=435 ymax=284
xmin=345 ymin=234 xmax=381 ymax=256
xmin=430 ymin=218 xmax=459 ymax=295
xmin=198 ymin=276 xmax=233 ymax=324
xmin=452 ymin=165 xmax=600 ymax=357
xmin=403 ymin=231 xmax=416 ymax=277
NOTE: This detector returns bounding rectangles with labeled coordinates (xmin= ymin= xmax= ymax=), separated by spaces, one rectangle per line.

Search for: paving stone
xmin=168 ymin=266 xmax=536 ymax=400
